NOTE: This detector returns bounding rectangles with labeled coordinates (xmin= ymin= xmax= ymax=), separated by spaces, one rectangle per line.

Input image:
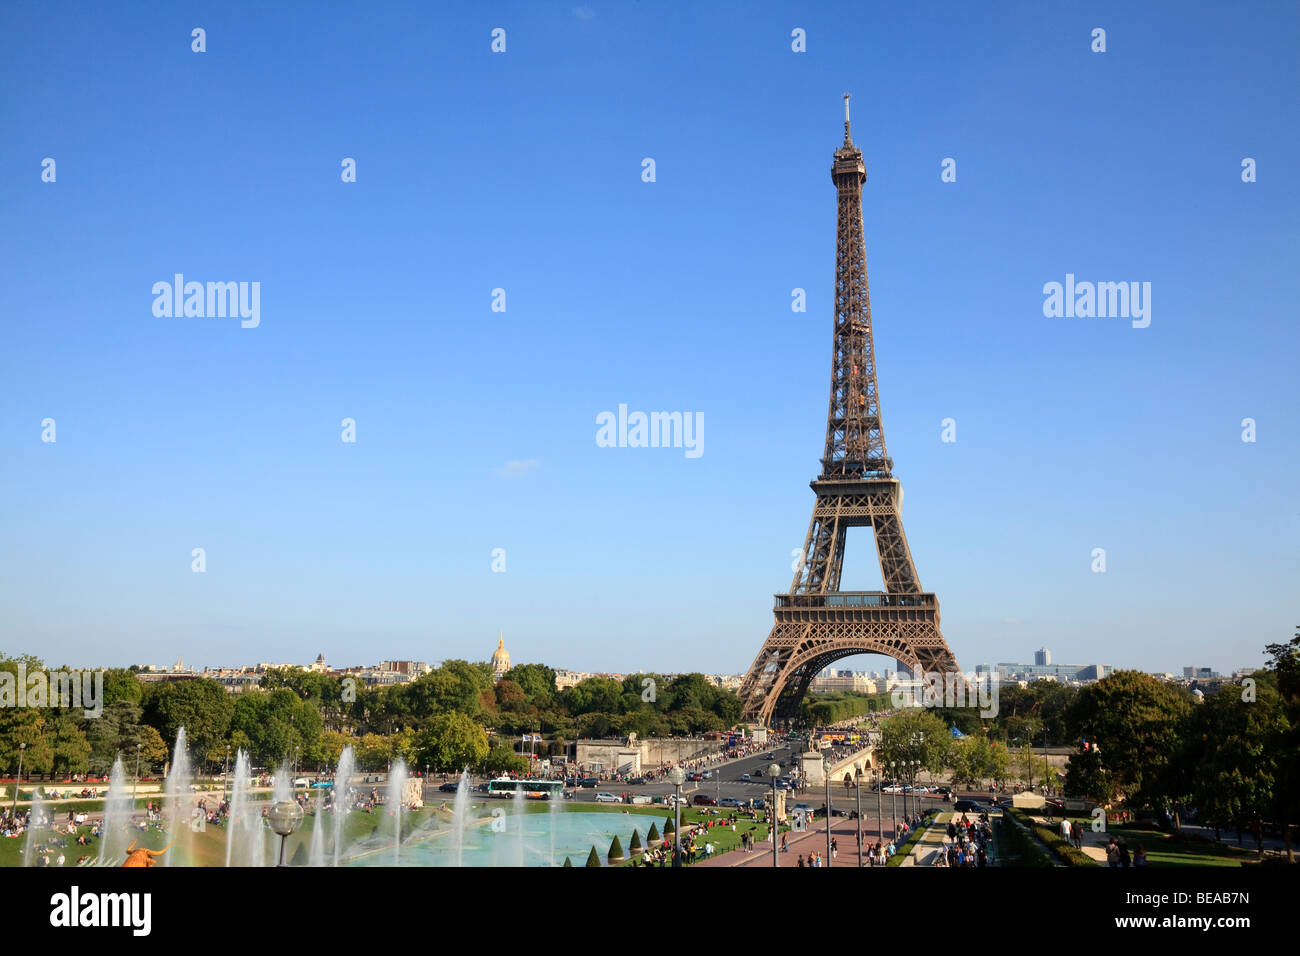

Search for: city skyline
xmin=2 ymin=3 xmax=1296 ymax=680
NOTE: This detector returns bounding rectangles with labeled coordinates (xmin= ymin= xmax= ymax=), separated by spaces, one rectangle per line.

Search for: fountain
xmin=332 ymin=745 xmax=355 ymax=867
xmin=22 ymin=791 xmax=47 ymax=867
xmin=163 ymin=728 xmax=193 ymax=866
xmin=451 ymin=768 xmax=471 ymax=867
xmin=308 ymin=785 xmax=326 ymax=866
xmin=514 ymin=784 xmax=527 ymax=866
xmin=549 ymin=783 xmax=561 ymax=866
xmin=226 ymin=749 xmax=266 ymax=867
xmin=387 ymin=759 xmax=408 ymax=866
xmin=98 ymin=755 xmax=133 ymax=865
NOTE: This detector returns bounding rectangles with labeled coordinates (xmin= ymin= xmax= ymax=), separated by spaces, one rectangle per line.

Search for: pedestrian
xmin=797 ymin=854 xmax=805 ymax=867
xmin=831 ymin=837 xmax=838 ymax=861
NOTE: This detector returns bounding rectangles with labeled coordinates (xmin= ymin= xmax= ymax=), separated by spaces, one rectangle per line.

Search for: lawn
xmin=1111 ymin=824 xmax=1258 ymax=868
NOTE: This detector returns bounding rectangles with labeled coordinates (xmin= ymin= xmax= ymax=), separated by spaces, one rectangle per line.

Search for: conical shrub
xmin=630 ymin=828 xmax=643 ymax=853
xmin=647 ymin=823 xmax=660 ymax=843
xmin=608 ymin=834 xmax=625 ymax=863
xmin=585 ymin=845 xmax=600 ymax=867
xmin=563 ymin=856 xmax=573 ymax=867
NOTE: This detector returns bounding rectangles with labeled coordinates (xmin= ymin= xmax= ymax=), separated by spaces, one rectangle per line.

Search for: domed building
xmin=491 ymin=633 xmax=511 ymax=681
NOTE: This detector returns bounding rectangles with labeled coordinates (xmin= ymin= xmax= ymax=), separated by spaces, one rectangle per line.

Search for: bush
xmin=647 ymin=823 xmax=660 ymax=843
xmin=630 ymin=829 xmax=643 ymax=852
xmin=585 ymin=846 xmax=600 ymax=867
xmin=996 ymin=815 xmax=1053 ymax=867
xmin=1011 ymin=809 xmax=1098 ymax=866
xmin=663 ymin=817 xmax=675 ymax=835
xmin=563 ymin=856 xmax=573 ymax=867
xmin=608 ymin=835 xmax=625 ymax=863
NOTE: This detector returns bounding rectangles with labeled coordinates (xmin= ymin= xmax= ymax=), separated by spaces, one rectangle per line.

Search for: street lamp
xmin=888 ymin=761 xmax=897 ymax=842
xmin=824 ymin=759 xmax=832 ymax=867
xmin=668 ymin=767 xmax=686 ymax=868
xmin=854 ymin=762 xmax=863 ymax=868
xmin=11 ymin=743 xmax=25 ymax=816
xmin=875 ymin=767 xmax=884 ymax=844
xmin=768 ymin=762 xmax=781 ymax=868
xmin=267 ymin=800 xmax=304 ymax=866
xmin=132 ymin=742 xmax=142 ymax=812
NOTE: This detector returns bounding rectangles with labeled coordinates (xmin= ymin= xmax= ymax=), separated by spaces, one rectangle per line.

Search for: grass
xmin=994 ymin=813 xmax=1053 ymax=867
xmin=1110 ymin=823 xmax=1259 ymax=868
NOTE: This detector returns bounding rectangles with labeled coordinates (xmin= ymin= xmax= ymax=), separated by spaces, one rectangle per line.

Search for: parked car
xmin=687 ymin=772 xmax=703 ymax=782
xmin=953 ymin=799 xmax=988 ymax=813
xmin=692 ymin=794 xmax=718 ymax=806
xmin=438 ymin=783 xmax=459 ymax=793
xmin=579 ymin=777 xmax=599 ymax=788
xmin=752 ymin=798 xmax=767 ymax=809
xmin=594 ymin=792 xmax=620 ymax=803
xmin=628 ymin=777 xmax=647 ymax=786
xmin=719 ymin=797 xmax=743 ymax=808
xmin=630 ymin=795 xmax=653 ymax=805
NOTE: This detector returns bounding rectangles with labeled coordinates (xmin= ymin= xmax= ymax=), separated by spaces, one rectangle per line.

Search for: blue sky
xmin=1 ymin=1 xmax=1296 ymax=677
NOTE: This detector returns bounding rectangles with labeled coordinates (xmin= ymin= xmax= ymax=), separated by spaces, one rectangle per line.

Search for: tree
xmin=141 ymin=679 xmax=234 ymax=766
xmin=49 ymin=713 xmax=91 ymax=775
xmin=647 ymin=823 xmax=660 ymax=843
xmin=1262 ymin=630 xmax=1300 ymax=860
xmin=416 ymin=712 xmax=489 ymax=771
xmin=608 ymin=835 xmax=625 ymax=863
xmin=630 ymin=829 xmax=643 ymax=853
xmin=481 ymin=744 xmax=528 ymax=776
xmin=1064 ymin=670 xmax=1191 ymax=807
xmin=585 ymin=846 xmax=601 ymax=867
xmin=1176 ymin=681 xmax=1285 ymax=843
xmin=562 ymin=677 xmax=623 ymax=716
xmin=494 ymin=680 xmax=527 ymax=713
xmin=505 ymin=663 xmax=557 ymax=708
xmin=85 ymin=700 xmax=149 ymax=775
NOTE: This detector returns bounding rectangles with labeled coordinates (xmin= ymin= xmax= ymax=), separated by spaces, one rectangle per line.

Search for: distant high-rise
xmin=1035 ymin=647 xmax=1052 ymax=666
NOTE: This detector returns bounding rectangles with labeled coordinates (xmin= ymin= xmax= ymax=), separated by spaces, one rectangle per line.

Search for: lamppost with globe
xmin=11 ymin=743 xmax=25 ymax=816
xmin=268 ymin=800 xmax=303 ymax=866
xmin=769 ymin=762 xmax=781 ymax=867
xmin=854 ymin=762 xmax=864 ymax=867
xmin=888 ymin=760 xmax=898 ymax=842
xmin=668 ymin=767 xmax=686 ymax=867
xmin=132 ymin=742 xmax=142 ymax=811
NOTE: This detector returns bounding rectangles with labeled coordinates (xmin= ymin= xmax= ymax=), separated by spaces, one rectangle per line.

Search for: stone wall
xmin=575 ymin=737 xmax=720 ymax=772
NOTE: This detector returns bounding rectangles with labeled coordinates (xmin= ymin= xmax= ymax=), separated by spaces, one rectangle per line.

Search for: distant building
xmin=492 ymin=634 xmax=511 ymax=681
xmin=996 ymin=662 xmax=1110 ymax=683
xmin=554 ymin=669 xmax=585 ymax=691
xmin=379 ymin=660 xmax=429 ymax=677
xmin=1034 ymin=647 xmax=1052 ymax=666
xmin=1183 ymin=666 xmax=1220 ymax=679
xmin=307 ymin=653 xmax=329 ymax=674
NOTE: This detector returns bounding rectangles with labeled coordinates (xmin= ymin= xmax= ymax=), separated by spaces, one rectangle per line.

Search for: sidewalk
xmin=898 ymin=812 xmax=950 ymax=867
xmin=695 ymin=817 xmax=869 ymax=867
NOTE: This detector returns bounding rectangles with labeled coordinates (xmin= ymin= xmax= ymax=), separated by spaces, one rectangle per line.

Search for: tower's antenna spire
xmin=843 ymin=93 xmax=852 ymax=143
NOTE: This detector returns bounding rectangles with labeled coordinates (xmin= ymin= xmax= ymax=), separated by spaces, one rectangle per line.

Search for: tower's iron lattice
xmin=738 ymin=97 xmax=961 ymax=727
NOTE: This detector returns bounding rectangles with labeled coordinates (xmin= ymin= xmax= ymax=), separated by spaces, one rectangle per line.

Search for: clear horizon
xmin=2 ymin=2 xmax=1296 ymax=679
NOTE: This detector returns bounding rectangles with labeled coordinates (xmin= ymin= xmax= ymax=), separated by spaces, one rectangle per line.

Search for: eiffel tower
xmin=738 ymin=96 xmax=960 ymax=727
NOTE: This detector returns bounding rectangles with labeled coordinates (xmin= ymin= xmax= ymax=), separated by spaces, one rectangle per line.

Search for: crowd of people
xmin=934 ymin=810 xmax=993 ymax=867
